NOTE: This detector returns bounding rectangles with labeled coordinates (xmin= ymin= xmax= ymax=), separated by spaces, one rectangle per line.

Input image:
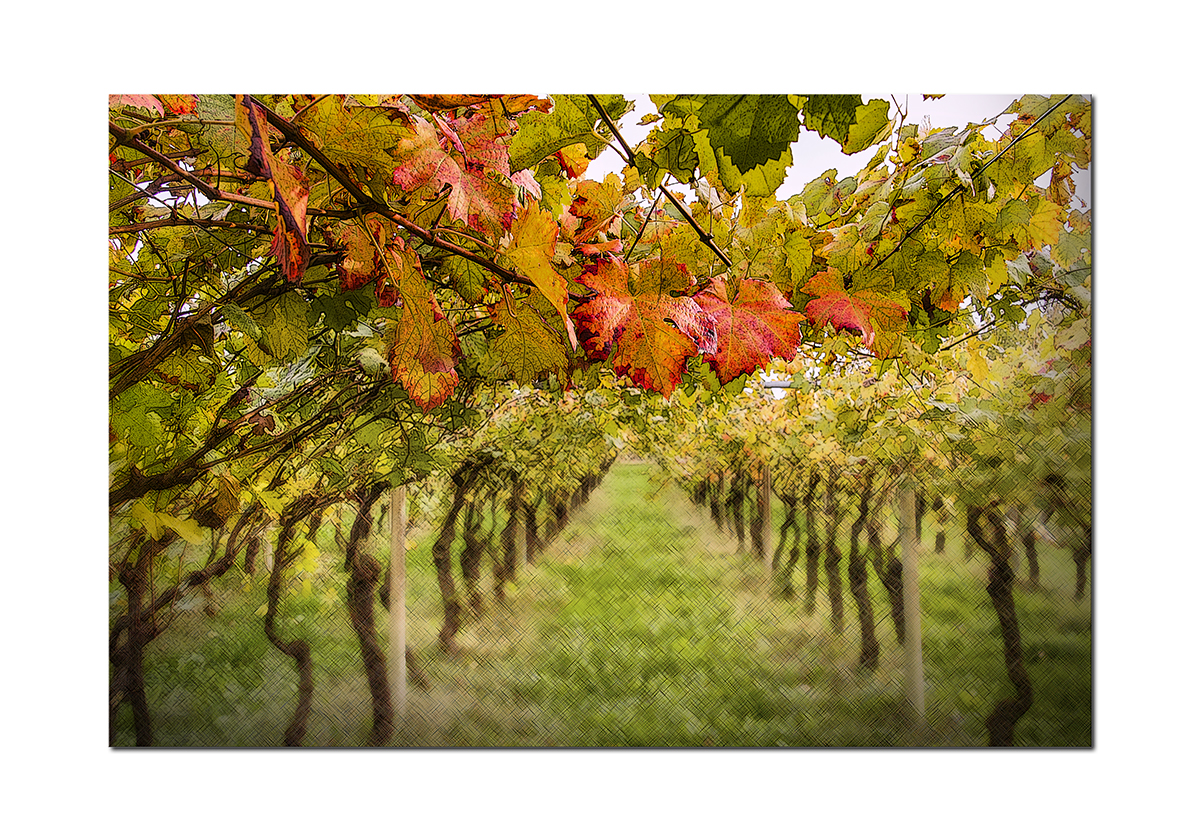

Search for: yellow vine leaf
xmin=503 ymin=202 xmax=579 ymax=348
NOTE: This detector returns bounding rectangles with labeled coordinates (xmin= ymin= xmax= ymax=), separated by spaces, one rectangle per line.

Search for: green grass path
xmin=395 ymin=461 xmax=927 ymax=747
xmin=119 ymin=460 xmax=1090 ymax=747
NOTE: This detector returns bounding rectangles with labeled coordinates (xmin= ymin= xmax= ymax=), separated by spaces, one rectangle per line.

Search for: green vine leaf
xmin=508 ymin=94 xmax=632 ymax=173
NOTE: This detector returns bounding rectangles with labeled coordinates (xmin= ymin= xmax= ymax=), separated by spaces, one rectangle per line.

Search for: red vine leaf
xmin=324 ymin=214 xmax=392 ymax=292
xmin=578 ymin=240 xmax=622 ymax=256
xmin=158 ymin=94 xmax=199 ymax=115
xmin=695 ymin=276 xmax=804 ymax=384
xmin=391 ymin=113 xmax=516 ymax=236
xmin=382 ymin=240 xmax=461 ymax=410
xmin=801 ymin=269 xmax=908 ymax=357
xmin=572 ymin=258 xmax=717 ymax=397
xmin=510 ymin=169 xmax=542 ymax=200
xmin=237 ymin=96 xmax=311 ymax=281
xmin=555 ymin=143 xmax=590 ymax=178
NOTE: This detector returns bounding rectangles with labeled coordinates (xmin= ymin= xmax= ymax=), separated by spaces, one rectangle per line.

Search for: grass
xmin=111 ymin=462 xmax=1091 ymax=747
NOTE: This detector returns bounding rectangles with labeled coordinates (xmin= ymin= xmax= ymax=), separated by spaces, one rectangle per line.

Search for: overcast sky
xmin=589 ymin=94 xmax=1089 ymax=208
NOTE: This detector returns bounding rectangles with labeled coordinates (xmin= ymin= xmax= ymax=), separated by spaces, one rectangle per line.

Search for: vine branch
xmin=108 ymin=121 xmax=281 ymax=213
xmin=109 ymin=216 xmax=273 ymax=236
xmin=243 ymin=96 xmax=539 ymax=292
xmin=585 ymin=95 xmax=733 ymax=268
xmin=867 ymin=94 xmax=1075 ymax=275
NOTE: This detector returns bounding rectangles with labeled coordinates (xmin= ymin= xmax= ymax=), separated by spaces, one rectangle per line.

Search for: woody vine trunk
xmin=803 ymin=472 xmax=820 ymax=614
xmin=1023 ymin=529 xmax=1040 ymax=587
xmin=849 ymin=472 xmax=879 ymax=670
xmin=1044 ymin=474 xmax=1090 ymax=599
xmin=1073 ymin=539 xmax=1091 ymax=600
xmin=871 ymin=539 xmax=905 ymax=645
xmin=771 ymin=493 xmax=799 ymax=597
xmin=967 ymin=504 xmax=1033 ymax=747
xmin=729 ymin=470 xmax=748 ymax=553
xmin=432 ymin=487 xmax=468 ymax=653
xmin=111 ymin=535 xmax=169 ymax=746
xmin=496 ymin=476 xmax=523 ymax=600
xmin=914 ymin=490 xmax=926 ymax=542
xmin=931 ymin=497 xmax=947 ymax=554
xmin=524 ymin=491 xmax=541 ymax=563
xmin=865 ymin=486 xmax=904 ymax=644
xmin=344 ymin=482 xmax=392 ymax=745
xmin=824 ymin=467 xmax=844 ymax=634
xmin=264 ymin=497 xmax=326 ymax=746
xmin=551 ymin=490 xmax=570 ymax=541
xmin=460 ymin=497 xmax=485 ymax=619
xmin=431 ymin=456 xmax=491 ymax=652
xmin=111 ymin=506 xmax=263 ymax=746
xmin=713 ymin=473 xmax=726 ymax=532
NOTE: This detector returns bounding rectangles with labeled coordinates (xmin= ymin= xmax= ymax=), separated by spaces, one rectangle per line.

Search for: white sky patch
xmin=589 ymin=94 xmax=1089 ymax=210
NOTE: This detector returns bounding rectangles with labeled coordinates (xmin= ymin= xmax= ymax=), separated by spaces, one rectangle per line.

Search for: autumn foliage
xmin=111 ymin=94 xmax=1090 ymax=418
xmin=109 ymin=93 xmax=1091 ymax=748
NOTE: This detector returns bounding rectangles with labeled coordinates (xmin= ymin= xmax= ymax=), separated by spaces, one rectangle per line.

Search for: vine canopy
xmin=109 ymin=93 xmax=1091 ymax=516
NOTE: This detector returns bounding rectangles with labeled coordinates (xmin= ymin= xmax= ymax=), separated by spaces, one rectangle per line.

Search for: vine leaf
xmin=411 ymin=94 xmax=550 ymax=115
xmin=443 ymin=254 xmax=492 ymax=304
xmin=802 ymin=95 xmax=893 ymax=154
xmin=572 ymin=258 xmax=717 ymax=397
xmin=383 ymin=240 xmax=461 ymax=410
xmin=157 ymin=94 xmax=199 ymax=116
xmin=554 ymin=143 xmax=590 ymax=178
xmin=489 ymin=293 xmax=569 ymax=384
xmin=695 ymin=276 xmax=805 ymax=384
xmin=568 ymin=176 xmax=626 ymax=243
xmin=111 ymin=383 xmax=172 ymax=448
xmin=110 ymin=95 xmax=164 ymax=116
xmin=324 ymin=214 xmax=393 ymax=292
xmin=411 ymin=94 xmax=493 ymax=111
xmin=237 ymin=95 xmax=312 ymax=281
xmin=1024 ymin=197 xmax=1064 ymax=250
xmin=802 ymin=95 xmax=862 ymax=143
xmin=649 ymin=124 xmax=702 ymax=184
xmin=801 ymin=270 xmax=909 ymax=358
xmin=507 ymin=94 xmax=632 ymax=172
xmin=693 ymin=95 xmax=801 ymax=173
xmin=440 ymin=110 xmax=512 ymax=179
xmin=578 ymin=240 xmax=622 ymax=256
xmin=937 ymin=251 xmax=984 ymax=312
xmin=391 ymin=114 xmax=516 ymax=236
xmin=294 ymin=96 xmax=413 ymax=181
xmin=510 ymin=169 xmax=542 ymax=200
xmin=244 ymin=291 xmax=311 ymax=366
xmin=842 ymin=99 xmax=893 ymax=154
xmin=777 ymin=230 xmax=814 ymax=296
xmin=657 ymin=95 xmax=801 ymax=196
xmin=502 ymin=203 xmax=578 ymax=349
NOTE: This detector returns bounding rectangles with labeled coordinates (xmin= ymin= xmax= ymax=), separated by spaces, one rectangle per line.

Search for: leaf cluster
xmin=109 ymin=93 xmax=1091 ymax=547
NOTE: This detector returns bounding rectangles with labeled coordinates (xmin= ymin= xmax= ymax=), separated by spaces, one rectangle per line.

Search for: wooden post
xmin=758 ymin=461 xmax=773 ymax=575
xmin=388 ymin=485 xmax=407 ymax=720
xmin=898 ymin=482 xmax=925 ymax=724
xmin=716 ymin=473 xmax=727 ymax=532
